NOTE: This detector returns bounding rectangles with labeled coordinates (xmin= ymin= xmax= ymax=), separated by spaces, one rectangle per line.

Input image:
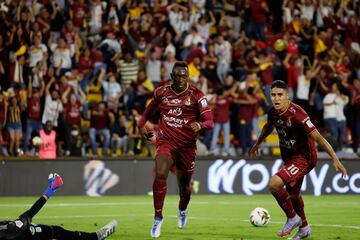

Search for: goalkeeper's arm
xmin=24 ymin=173 xmax=63 ymax=219
xmin=0 ymin=174 xmax=64 ymax=239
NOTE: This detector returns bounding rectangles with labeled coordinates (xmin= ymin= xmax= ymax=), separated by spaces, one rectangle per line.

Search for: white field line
xmin=0 ymin=202 xmax=209 ymax=207
xmin=0 ymin=214 xmax=358 ymax=230
xmin=267 ymin=220 xmax=360 ymax=230
xmin=217 ymin=201 xmax=360 ymax=205
xmin=0 ymin=201 xmax=359 ymax=207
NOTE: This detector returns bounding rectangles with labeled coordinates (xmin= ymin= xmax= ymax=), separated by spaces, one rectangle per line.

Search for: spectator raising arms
xmin=24 ymin=77 xmax=45 ymax=155
xmin=0 ymin=0 xmax=358 ymax=157
xmin=42 ymin=78 xmax=63 ymax=128
xmin=62 ymin=85 xmax=86 ymax=156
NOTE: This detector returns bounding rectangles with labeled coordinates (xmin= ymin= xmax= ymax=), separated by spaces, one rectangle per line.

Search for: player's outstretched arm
xmin=249 ymin=123 xmax=274 ymax=157
xmin=309 ymin=130 xmax=348 ymax=177
xmin=9 ymin=173 xmax=64 ymax=237
xmin=24 ymin=173 xmax=63 ymax=219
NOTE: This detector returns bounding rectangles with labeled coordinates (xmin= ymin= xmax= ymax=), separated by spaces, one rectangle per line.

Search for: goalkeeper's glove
xmin=43 ymin=173 xmax=63 ymax=198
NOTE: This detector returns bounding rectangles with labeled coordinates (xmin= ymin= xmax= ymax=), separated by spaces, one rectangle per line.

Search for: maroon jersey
xmin=237 ymin=95 xmax=257 ymax=123
xmin=64 ymin=102 xmax=81 ymax=125
xmin=27 ymin=96 xmax=41 ymax=121
xmin=0 ymin=100 xmax=5 ymax=124
xmin=261 ymin=66 xmax=273 ymax=85
xmin=72 ymin=3 xmax=88 ymax=28
xmin=146 ymin=84 xmax=211 ymax=148
xmin=268 ymin=102 xmax=317 ymax=164
xmin=214 ymin=96 xmax=232 ymax=124
xmin=61 ymin=28 xmax=76 ymax=45
xmin=90 ymin=109 xmax=109 ymax=130
xmin=249 ymin=0 xmax=267 ymax=23
xmin=78 ymin=55 xmax=92 ymax=73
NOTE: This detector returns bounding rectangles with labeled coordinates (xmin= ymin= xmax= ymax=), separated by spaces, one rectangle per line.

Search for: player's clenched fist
xmin=190 ymin=122 xmax=201 ymax=132
xmin=139 ymin=127 xmax=149 ymax=139
xmin=43 ymin=173 xmax=63 ymax=199
xmin=140 ymin=127 xmax=156 ymax=144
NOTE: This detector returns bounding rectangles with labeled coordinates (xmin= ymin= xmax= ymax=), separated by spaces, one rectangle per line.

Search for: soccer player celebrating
xmin=0 ymin=173 xmax=117 ymax=240
xmin=138 ymin=61 xmax=214 ymax=238
xmin=249 ymin=80 xmax=348 ymax=239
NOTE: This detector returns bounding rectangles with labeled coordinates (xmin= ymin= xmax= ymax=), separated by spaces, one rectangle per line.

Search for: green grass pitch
xmin=0 ymin=195 xmax=359 ymax=239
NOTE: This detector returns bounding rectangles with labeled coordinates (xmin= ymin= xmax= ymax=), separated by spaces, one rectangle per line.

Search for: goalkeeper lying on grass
xmin=0 ymin=173 xmax=117 ymax=240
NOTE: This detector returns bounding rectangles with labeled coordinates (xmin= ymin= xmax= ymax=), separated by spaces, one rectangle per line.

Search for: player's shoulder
xmin=288 ymin=102 xmax=313 ymax=126
xmin=188 ymin=84 xmax=206 ymax=101
xmin=188 ymin=84 xmax=203 ymax=93
xmin=154 ymin=84 xmax=171 ymax=97
xmin=288 ymin=102 xmax=307 ymax=116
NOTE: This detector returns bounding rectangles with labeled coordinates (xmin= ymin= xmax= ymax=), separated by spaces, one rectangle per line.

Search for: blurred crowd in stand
xmin=0 ymin=0 xmax=358 ymax=158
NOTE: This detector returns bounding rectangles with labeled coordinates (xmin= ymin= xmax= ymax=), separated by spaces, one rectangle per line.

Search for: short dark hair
xmin=172 ymin=61 xmax=188 ymax=71
xmin=271 ymin=80 xmax=288 ymax=90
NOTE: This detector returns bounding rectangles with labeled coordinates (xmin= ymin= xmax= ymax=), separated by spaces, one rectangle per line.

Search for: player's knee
xmin=155 ymin=172 xmax=168 ymax=180
xmin=268 ymin=176 xmax=282 ymax=192
xmin=154 ymin=164 xmax=168 ymax=179
xmin=268 ymin=182 xmax=277 ymax=193
xmin=290 ymin=193 xmax=301 ymax=200
xmin=179 ymin=184 xmax=191 ymax=194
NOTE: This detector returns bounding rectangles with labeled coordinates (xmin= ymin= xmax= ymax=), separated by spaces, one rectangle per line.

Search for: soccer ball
xmin=249 ymin=207 xmax=271 ymax=227
xmin=274 ymin=39 xmax=286 ymax=52
xmin=32 ymin=136 xmax=43 ymax=146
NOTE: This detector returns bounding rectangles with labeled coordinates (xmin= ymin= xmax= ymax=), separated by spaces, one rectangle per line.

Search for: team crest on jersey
xmin=286 ymin=119 xmax=292 ymax=127
xmin=185 ymin=97 xmax=191 ymax=106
